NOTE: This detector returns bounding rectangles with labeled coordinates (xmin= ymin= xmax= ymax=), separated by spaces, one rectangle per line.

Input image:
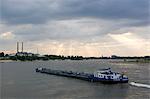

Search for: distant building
xmin=9 ymin=53 xmax=16 ymax=57
xmin=111 ymin=55 xmax=118 ymax=59
xmin=15 ymin=42 xmax=35 ymax=57
xmin=16 ymin=52 xmax=34 ymax=57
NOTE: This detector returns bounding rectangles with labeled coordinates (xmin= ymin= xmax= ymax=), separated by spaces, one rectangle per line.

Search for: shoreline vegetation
xmin=0 ymin=52 xmax=149 ymax=63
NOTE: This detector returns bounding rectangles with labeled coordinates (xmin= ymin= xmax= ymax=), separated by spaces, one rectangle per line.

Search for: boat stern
xmin=120 ymin=75 xmax=129 ymax=83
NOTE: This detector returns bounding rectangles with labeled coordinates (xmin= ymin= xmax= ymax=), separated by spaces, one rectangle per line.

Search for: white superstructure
xmin=94 ymin=68 xmax=128 ymax=81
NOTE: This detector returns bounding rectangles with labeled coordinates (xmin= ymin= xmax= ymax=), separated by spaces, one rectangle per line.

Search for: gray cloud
xmin=1 ymin=0 xmax=149 ymax=26
xmin=1 ymin=17 xmax=149 ymax=43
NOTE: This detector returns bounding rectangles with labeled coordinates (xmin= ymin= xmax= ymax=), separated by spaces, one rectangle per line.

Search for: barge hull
xmin=36 ymin=68 xmax=93 ymax=81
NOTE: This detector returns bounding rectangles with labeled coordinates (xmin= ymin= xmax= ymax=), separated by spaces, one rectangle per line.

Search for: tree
xmin=0 ymin=52 xmax=4 ymax=57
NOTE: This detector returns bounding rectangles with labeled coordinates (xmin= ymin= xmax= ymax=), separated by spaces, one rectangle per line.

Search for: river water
xmin=0 ymin=60 xmax=150 ymax=99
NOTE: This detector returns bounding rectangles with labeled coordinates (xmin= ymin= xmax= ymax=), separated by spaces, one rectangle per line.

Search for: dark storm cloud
xmin=1 ymin=0 xmax=149 ymax=26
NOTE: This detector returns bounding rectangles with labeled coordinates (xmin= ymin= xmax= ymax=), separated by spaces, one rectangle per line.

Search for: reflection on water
xmin=0 ymin=60 xmax=150 ymax=99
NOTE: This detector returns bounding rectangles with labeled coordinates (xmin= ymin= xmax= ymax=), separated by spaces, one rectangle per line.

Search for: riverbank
xmin=109 ymin=59 xmax=150 ymax=63
xmin=0 ymin=60 xmax=14 ymax=63
xmin=0 ymin=58 xmax=149 ymax=63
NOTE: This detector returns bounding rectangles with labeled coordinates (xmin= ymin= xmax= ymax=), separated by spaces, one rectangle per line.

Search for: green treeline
xmin=0 ymin=52 xmax=150 ymax=62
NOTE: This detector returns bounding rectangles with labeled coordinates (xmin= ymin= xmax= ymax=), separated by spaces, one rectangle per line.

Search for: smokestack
xmin=22 ymin=42 xmax=23 ymax=52
xmin=17 ymin=42 xmax=19 ymax=53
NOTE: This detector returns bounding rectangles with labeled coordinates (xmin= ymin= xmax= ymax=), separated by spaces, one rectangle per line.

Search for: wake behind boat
xmin=36 ymin=67 xmax=128 ymax=84
xmin=130 ymin=82 xmax=150 ymax=89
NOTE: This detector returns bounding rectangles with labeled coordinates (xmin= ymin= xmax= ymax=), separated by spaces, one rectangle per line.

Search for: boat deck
xmin=36 ymin=68 xmax=94 ymax=81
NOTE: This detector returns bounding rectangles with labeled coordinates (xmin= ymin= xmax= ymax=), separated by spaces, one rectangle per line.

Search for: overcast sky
xmin=0 ymin=0 xmax=150 ymax=56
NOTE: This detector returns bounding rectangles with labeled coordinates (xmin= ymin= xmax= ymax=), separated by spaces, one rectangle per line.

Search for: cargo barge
xmin=36 ymin=68 xmax=128 ymax=83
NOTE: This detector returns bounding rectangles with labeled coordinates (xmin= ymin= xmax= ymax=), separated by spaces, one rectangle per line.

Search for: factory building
xmin=16 ymin=42 xmax=34 ymax=56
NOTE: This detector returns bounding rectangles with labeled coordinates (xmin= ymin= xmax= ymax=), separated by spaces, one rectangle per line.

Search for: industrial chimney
xmin=17 ymin=42 xmax=19 ymax=53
